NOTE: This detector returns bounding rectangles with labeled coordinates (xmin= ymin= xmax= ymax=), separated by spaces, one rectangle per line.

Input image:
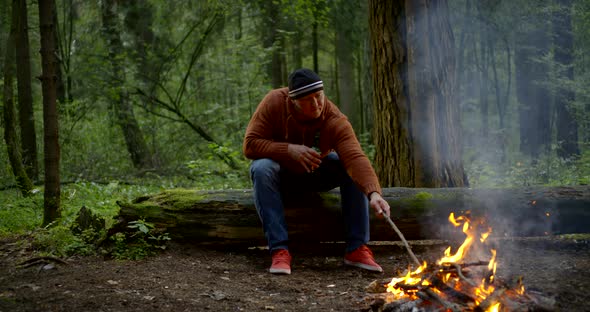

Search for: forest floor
xmin=1 ymin=236 xmax=589 ymax=312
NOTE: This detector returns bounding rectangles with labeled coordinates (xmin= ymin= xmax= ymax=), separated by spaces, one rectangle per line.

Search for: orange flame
xmin=386 ymin=212 xmax=507 ymax=310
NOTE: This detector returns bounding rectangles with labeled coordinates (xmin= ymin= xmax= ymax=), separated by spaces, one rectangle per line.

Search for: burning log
xmin=474 ymin=288 xmax=505 ymax=312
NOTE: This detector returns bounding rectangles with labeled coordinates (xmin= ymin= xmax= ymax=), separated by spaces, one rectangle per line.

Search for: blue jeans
xmin=249 ymin=152 xmax=370 ymax=254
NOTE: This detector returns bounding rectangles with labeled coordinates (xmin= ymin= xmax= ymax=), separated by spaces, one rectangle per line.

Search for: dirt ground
xmin=1 ymin=236 xmax=589 ymax=312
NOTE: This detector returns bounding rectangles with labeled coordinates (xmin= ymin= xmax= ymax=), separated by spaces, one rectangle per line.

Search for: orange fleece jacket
xmin=243 ymin=87 xmax=382 ymax=196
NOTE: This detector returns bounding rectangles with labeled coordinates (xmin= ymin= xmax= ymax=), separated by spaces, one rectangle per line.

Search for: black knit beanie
xmin=288 ymin=68 xmax=324 ymax=99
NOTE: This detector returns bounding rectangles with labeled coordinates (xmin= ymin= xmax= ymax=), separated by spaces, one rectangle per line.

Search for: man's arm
xmin=243 ymin=92 xmax=290 ymax=161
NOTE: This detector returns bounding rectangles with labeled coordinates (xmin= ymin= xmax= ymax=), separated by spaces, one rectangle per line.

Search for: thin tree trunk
xmin=334 ymin=4 xmax=359 ymax=129
xmin=15 ymin=0 xmax=38 ymax=181
xmin=476 ymin=1 xmax=489 ymax=144
xmin=122 ymin=0 xmax=162 ymax=167
xmin=51 ymin=1 xmax=65 ymax=104
xmin=3 ymin=0 xmax=32 ymax=196
xmin=260 ymin=0 xmax=282 ymax=88
xmin=312 ymin=21 xmax=318 ymax=73
xmin=291 ymin=27 xmax=303 ymax=70
xmin=552 ymin=0 xmax=579 ymax=159
xmin=38 ymin=0 xmax=61 ymax=225
xmin=515 ymin=10 xmax=551 ymax=160
xmin=0 ymin=0 xmax=8 ymax=69
xmin=100 ymin=0 xmax=154 ymax=170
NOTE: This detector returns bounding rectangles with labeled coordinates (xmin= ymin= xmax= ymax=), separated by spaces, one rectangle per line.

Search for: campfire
xmin=365 ymin=212 xmax=555 ymax=312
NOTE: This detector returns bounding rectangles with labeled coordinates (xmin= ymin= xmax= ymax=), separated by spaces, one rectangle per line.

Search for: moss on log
xmin=116 ymin=186 xmax=590 ymax=243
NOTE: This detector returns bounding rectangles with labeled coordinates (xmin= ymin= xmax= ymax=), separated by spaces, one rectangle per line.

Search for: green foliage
xmin=466 ymin=148 xmax=590 ymax=187
xmin=32 ymin=225 xmax=98 ymax=257
xmin=0 ymin=189 xmax=43 ymax=235
xmin=110 ymin=219 xmax=170 ymax=260
xmin=0 ymin=177 xmax=248 ymax=258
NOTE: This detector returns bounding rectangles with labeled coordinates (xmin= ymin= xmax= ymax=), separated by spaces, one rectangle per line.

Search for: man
xmin=243 ymin=68 xmax=391 ymax=275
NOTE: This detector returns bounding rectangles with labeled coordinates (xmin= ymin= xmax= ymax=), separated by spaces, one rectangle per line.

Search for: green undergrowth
xmin=0 ymin=179 xmax=221 ymax=260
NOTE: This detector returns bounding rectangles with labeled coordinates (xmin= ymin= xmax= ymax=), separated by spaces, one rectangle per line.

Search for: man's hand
xmin=369 ymin=192 xmax=390 ymax=218
xmin=287 ymin=144 xmax=322 ymax=173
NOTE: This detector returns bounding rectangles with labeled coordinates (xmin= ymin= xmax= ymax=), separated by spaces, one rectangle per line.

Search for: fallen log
xmin=115 ymin=186 xmax=590 ymax=243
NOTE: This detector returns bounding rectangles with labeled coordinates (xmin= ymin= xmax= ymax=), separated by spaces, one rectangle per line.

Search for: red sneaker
xmin=344 ymin=245 xmax=383 ymax=272
xmin=269 ymin=249 xmax=291 ymax=275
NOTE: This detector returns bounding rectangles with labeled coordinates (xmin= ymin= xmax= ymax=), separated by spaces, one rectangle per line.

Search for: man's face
xmin=293 ymin=91 xmax=325 ymax=120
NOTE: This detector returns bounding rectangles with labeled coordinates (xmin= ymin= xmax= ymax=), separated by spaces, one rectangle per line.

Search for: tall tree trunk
xmin=291 ymin=27 xmax=303 ymax=70
xmin=515 ymin=10 xmax=551 ymax=160
xmin=122 ymin=0 xmax=162 ymax=167
xmin=405 ymin=0 xmax=466 ymax=187
xmin=123 ymin=0 xmax=159 ymax=96
xmin=259 ymin=0 xmax=283 ymax=88
xmin=51 ymin=1 xmax=66 ymax=104
xmin=476 ymin=0 xmax=489 ymax=145
xmin=369 ymin=0 xmax=466 ymax=188
xmin=552 ymin=0 xmax=579 ymax=159
xmin=100 ymin=0 xmax=154 ymax=170
xmin=15 ymin=0 xmax=38 ymax=181
xmin=333 ymin=1 xmax=359 ymax=129
xmin=0 ymin=0 xmax=9 ymax=82
xmin=3 ymin=0 xmax=33 ymax=196
xmin=369 ymin=0 xmax=412 ymax=187
xmin=312 ymin=21 xmax=318 ymax=73
xmin=38 ymin=0 xmax=61 ymax=225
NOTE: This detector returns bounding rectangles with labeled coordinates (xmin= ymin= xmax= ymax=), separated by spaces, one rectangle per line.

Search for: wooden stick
xmin=423 ymin=288 xmax=462 ymax=312
xmin=383 ymin=214 xmax=422 ymax=267
xmin=18 ymin=256 xmax=68 ymax=267
xmin=449 ymin=262 xmax=478 ymax=288
xmin=429 ymin=274 xmax=476 ymax=302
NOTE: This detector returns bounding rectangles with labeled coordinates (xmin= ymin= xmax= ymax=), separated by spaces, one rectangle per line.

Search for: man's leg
xmin=296 ymin=152 xmax=370 ymax=252
xmin=250 ymin=158 xmax=289 ymax=252
xmin=304 ymin=153 xmax=381 ymax=272
xmin=250 ymin=158 xmax=292 ymax=274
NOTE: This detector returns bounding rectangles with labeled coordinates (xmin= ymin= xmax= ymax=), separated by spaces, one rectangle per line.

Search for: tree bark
xmin=3 ymin=0 xmax=33 ymax=196
xmin=51 ymin=1 xmax=66 ymax=104
xmin=115 ymin=186 xmax=590 ymax=243
xmin=369 ymin=0 xmax=412 ymax=187
xmin=15 ymin=0 xmax=38 ymax=181
xmin=405 ymin=0 xmax=466 ymax=187
xmin=38 ymin=0 xmax=61 ymax=225
xmin=100 ymin=0 xmax=155 ymax=170
xmin=369 ymin=0 xmax=466 ymax=187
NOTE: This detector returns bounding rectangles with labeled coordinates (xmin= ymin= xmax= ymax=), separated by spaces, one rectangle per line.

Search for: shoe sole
xmin=344 ymin=259 xmax=383 ymax=272
xmin=269 ymin=268 xmax=291 ymax=275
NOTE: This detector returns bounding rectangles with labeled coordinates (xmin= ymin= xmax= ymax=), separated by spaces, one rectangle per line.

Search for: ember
xmin=366 ymin=212 xmax=555 ymax=312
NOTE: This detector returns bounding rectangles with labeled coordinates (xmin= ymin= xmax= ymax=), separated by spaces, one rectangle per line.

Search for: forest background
xmin=0 ymin=0 xmax=589 ymax=256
